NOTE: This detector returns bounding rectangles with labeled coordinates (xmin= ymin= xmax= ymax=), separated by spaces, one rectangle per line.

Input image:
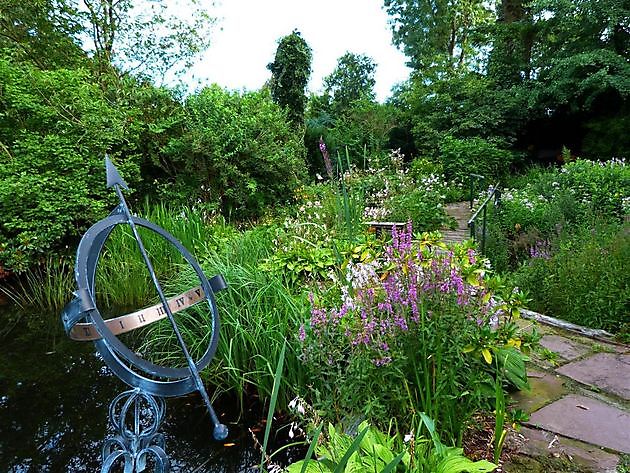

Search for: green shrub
xmin=386 ymin=186 xmax=453 ymax=231
xmin=166 ymin=85 xmax=307 ymax=220
xmin=326 ymin=99 xmax=397 ymax=168
xmin=287 ymin=417 xmax=496 ymax=473
xmin=340 ymin=151 xmax=452 ymax=231
xmin=487 ymin=158 xmax=629 ymax=269
xmin=511 ymin=223 xmax=630 ymax=336
xmin=409 ymin=157 xmax=444 ymax=179
xmin=0 ymin=60 xmax=141 ymax=272
xmin=557 ymin=158 xmax=629 ymax=220
xmin=438 ymin=136 xmax=513 ymax=184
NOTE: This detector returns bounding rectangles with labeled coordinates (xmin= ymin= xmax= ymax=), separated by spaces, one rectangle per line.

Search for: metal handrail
xmin=469 ymin=173 xmax=486 ymax=209
xmin=467 ymin=182 xmax=501 ymax=254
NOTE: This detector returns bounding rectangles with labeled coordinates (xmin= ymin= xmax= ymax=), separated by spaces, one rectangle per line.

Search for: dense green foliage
xmin=488 ymin=159 xmax=629 ymax=264
xmin=305 ymin=98 xmax=397 ymax=171
xmin=165 ymin=85 xmax=307 ymax=220
xmin=0 ymin=1 xmax=628 ymax=469
xmin=387 ymin=0 xmax=629 ymax=164
xmin=384 ymin=0 xmax=494 ymax=70
xmin=287 ymin=417 xmax=496 ymax=472
xmin=482 ymin=159 xmax=629 ymax=336
xmin=438 ymin=136 xmax=514 ymax=183
xmin=511 ymin=223 xmax=629 ymax=338
xmin=0 ymin=0 xmax=86 ymax=69
xmin=267 ymin=30 xmax=313 ymax=126
xmin=0 ymin=60 xmax=140 ymax=272
xmin=323 ymin=52 xmax=377 ymax=113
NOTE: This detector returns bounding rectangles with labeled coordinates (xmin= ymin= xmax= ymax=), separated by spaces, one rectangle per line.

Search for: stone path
xmin=441 ymin=201 xmax=471 ymax=244
xmin=506 ymin=319 xmax=630 ymax=472
xmin=438 ymin=201 xmax=630 ymax=471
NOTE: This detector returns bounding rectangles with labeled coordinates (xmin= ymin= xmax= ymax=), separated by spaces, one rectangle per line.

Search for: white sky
xmin=187 ymin=0 xmax=412 ymax=102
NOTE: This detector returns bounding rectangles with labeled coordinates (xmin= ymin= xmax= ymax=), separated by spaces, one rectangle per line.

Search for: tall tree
xmin=323 ymin=52 xmax=377 ymax=112
xmin=525 ymin=0 xmax=630 ymax=157
xmin=81 ymin=0 xmax=215 ymax=81
xmin=267 ymin=29 xmax=312 ymax=126
xmin=487 ymin=0 xmax=536 ymax=85
xmin=0 ymin=0 xmax=85 ymax=68
xmin=1 ymin=0 xmax=216 ymax=81
xmin=383 ymin=0 xmax=494 ymax=71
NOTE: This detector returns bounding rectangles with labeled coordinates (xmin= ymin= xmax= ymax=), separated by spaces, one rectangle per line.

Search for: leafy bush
xmin=299 ymin=224 xmax=529 ymax=443
xmin=385 ymin=185 xmax=453 ymax=231
xmin=557 ymin=158 xmax=629 ymax=220
xmin=165 ymin=85 xmax=307 ymax=220
xmin=338 ymin=150 xmax=452 ymax=232
xmin=511 ymin=223 xmax=630 ymax=337
xmin=438 ymin=136 xmax=513 ymax=184
xmin=287 ymin=416 xmax=496 ymax=473
xmin=0 ymin=60 xmax=140 ymax=272
xmin=486 ymin=158 xmax=629 ymax=269
xmin=325 ymin=99 xmax=398 ymax=168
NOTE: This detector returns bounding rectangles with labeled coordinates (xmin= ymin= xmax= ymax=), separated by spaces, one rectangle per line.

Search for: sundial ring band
xmin=63 ymin=211 xmax=222 ymax=397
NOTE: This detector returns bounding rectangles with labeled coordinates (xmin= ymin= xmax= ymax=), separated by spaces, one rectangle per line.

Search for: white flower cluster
xmin=390 ymin=148 xmax=405 ymax=170
xmin=364 ymin=206 xmax=390 ymax=220
xmin=501 ymin=188 xmax=548 ymax=211
xmin=601 ymin=157 xmax=626 ymax=167
xmin=419 ymin=173 xmax=443 ymax=193
xmin=346 ymin=260 xmax=381 ymax=290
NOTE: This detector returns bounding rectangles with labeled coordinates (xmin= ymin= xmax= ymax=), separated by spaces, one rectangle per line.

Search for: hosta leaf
xmin=481 ymin=348 xmax=493 ymax=364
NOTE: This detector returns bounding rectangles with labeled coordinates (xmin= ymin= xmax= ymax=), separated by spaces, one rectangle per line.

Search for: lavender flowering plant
xmin=299 ymin=223 xmax=528 ymax=441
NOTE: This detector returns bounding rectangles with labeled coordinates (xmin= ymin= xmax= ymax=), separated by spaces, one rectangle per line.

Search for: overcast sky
xmin=186 ymin=0 xmax=412 ymax=102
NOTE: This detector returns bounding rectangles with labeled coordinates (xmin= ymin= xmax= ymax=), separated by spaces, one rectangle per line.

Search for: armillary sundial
xmin=61 ymin=157 xmax=228 ymax=472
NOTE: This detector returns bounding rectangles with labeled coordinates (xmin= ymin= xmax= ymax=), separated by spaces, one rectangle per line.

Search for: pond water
xmin=0 ymin=304 xmax=297 ymax=472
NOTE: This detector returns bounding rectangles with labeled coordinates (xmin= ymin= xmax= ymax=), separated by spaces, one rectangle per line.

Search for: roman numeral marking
xmin=176 ymin=297 xmax=185 ymax=308
xmin=138 ymin=313 xmax=147 ymax=323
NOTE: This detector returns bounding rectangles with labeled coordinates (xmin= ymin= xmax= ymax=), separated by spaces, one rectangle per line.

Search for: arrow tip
xmin=105 ymin=155 xmax=129 ymax=190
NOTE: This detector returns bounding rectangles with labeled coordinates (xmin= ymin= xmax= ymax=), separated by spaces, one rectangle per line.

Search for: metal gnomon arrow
xmin=104 ymin=155 xmax=228 ymax=442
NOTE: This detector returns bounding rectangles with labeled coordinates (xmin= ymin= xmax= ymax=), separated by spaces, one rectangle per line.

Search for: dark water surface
xmin=0 ymin=306 xmax=291 ymax=472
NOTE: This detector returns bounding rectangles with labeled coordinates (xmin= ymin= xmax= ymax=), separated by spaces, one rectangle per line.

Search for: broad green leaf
xmin=436 ymin=453 xmax=497 ymax=473
xmin=381 ymin=451 xmax=406 ymax=473
xmin=481 ymin=348 xmax=493 ymax=365
xmin=332 ymin=426 xmax=369 ymax=473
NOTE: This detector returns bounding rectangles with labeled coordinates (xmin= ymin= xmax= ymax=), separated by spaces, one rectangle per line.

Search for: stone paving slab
xmin=511 ymin=370 xmax=565 ymax=414
xmin=527 ymin=394 xmax=630 ymax=453
xmin=540 ymin=334 xmax=591 ymax=361
xmin=514 ymin=426 xmax=620 ymax=472
xmin=515 ymin=318 xmax=554 ymax=336
xmin=556 ymin=352 xmax=630 ymax=400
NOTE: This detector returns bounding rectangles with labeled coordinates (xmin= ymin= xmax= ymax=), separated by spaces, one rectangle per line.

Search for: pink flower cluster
xmin=302 ymin=223 xmax=497 ymax=367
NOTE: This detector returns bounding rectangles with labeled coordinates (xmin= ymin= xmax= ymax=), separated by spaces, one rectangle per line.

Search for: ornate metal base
xmin=102 ymin=388 xmax=170 ymax=473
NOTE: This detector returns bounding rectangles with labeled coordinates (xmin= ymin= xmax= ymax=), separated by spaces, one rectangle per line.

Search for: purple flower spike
xmin=298 ymin=324 xmax=306 ymax=342
xmin=318 ymin=137 xmax=334 ymax=179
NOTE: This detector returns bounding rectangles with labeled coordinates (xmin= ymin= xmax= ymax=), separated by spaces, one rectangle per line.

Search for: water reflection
xmin=0 ymin=307 xmax=273 ymax=472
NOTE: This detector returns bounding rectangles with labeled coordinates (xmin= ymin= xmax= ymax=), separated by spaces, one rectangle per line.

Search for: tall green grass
xmin=5 ymin=202 xmax=307 ymax=411
xmin=95 ymin=202 xmax=233 ymax=310
xmin=2 ymin=202 xmax=234 ymax=313
xmin=0 ymin=256 xmax=75 ymax=312
xmin=144 ymin=225 xmax=309 ymax=409
xmin=335 ymin=149 xmax=365 ymax=241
